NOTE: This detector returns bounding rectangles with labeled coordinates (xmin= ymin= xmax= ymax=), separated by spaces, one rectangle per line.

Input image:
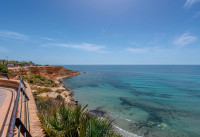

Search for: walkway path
xmin=0 ymin=87 xmax=16 ymax=137
xmin=0 ymin=79 xmax=45 ymax=137
xmin=0 ymin=88 xmax=7 ymax=107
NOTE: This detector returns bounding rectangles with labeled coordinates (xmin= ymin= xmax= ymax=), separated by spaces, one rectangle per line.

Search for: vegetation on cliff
xmin=34 ymin=95 xmax=121 ymax=137
xmin=33 ymin=87 xmax=53 ymax=96
xmin=0 ymin=63 xmax=10 ymax=74
xmin=0 ymin=59 xmax=38 ymax=67
xmin=22 ymin=73 xmax=58 ymax=87
xmin=9 ymin=66 xmax=80 ymax=83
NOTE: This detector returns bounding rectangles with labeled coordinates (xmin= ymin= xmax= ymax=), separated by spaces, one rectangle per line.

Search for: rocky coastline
xmin=8 ymin=66 xmax=80 ymax=105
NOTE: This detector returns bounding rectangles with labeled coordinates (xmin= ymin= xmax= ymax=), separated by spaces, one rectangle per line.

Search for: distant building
xmin=7 ymin=64 xmax=15 ymax=67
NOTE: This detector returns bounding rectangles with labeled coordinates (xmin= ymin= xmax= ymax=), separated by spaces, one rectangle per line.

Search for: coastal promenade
xmin=0 ymin=87 xmax=16 ymax=137
xmin=0 ymin=78 xmax=45 ymax=137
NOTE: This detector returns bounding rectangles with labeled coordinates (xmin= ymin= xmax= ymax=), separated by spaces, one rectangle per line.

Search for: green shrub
xmin=56 ymin=94 xmax=63 ymax=101
xmin=55 ymin=89 xmax=65 ymax=94
xmin=35 ymin=97 xmax=121 ymax=137
xmin=39 ymin=104 xmax=120 ymax=137
xmin=0 ymin=59 xmax=38 ymax=67
xmin=23 ymin=73 xmax=58 ymax=87
xmin=38 ymin=88 xmax=53 ymax=93
xmin=0 ymin=63 xmax=10 ymax=74
xmin=33 ymin=88 xmax=53 ymax=96
xmin=35 ymin=96 xmax=62 ymax=115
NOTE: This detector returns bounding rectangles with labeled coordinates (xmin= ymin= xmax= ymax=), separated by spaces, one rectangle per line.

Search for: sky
xmin=0 ymin=0 xmax=200 ymax=65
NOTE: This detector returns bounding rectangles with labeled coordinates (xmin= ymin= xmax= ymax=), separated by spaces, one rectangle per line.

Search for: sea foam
xmin=113 ymin=125 xmax=143 ymax=137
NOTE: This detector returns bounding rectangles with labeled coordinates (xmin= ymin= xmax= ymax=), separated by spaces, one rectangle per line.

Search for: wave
xmin=113 ymin=125 xmax=143 ymax=137
xmin=125 ymin=118 xmax=132 ymax=122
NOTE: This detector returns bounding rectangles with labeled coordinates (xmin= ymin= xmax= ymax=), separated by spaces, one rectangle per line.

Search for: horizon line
xmin=50 ymin=64 xmax=200 ymax=66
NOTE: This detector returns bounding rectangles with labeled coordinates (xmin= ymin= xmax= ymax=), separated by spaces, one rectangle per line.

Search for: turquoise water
xmin=62 ymin=65 xmax=200 ymax=137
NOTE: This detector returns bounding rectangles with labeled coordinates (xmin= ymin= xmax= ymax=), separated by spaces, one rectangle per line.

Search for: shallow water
xmin=62 ymin=65 xmax=200 ymax=137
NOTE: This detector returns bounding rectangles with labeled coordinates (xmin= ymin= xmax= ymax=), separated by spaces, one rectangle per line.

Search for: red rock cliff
xmin=8 ymin=66 xmax=79 ymax=82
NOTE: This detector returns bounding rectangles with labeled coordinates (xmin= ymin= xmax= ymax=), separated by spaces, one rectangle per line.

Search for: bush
xmin=55 ymin=89 xmax=65 ymax=94
xmin=0 ymin=59 xmax=38 ymax=67
xmin=33 ymin=88 xmax=53 ymax=96
xmin=35 ymin=96 xmax=63 ymax=115
xmin=35 ymin=97 xmax=121 ymax=137
xmin=38 ymin=88 xmax=52 ymax=93
xmin=23 ymin=73 xmax=58 ymax=87
xmin=38 ymin=103 xmax=121 ymax=137
xmin=0 ymin=63 xmax=10 ymax=74
xmin=56 ymin=94 xmax=63 ymax=101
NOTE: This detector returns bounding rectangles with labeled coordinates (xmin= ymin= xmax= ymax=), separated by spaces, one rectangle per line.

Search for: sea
xmin=61 ymin=65 xmax=200 ymax=137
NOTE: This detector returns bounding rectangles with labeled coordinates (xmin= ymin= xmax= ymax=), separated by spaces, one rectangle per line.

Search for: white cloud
xmin=40 ymin=37 xmax=54 ymax=41
xmin=184 ymin=0 xmax=200 ymax=8
xmin=42 ymin=43 xmax=106 ymax=53
xmin=0 ymin=30 xmax=28 ymax=40
xmin=0 ymin=30 xmax=56 ymax=42
xmin=125 ymin=46 xmax=166 ymax=53
xmin=125 ymin=48 xmax=148 ymax=53
xmin=173 ymin=33 xmax=197 ymax=47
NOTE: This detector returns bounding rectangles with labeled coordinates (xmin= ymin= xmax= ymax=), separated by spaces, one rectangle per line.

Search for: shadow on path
xmin=0 ymin=87 xmax=15 ymax=136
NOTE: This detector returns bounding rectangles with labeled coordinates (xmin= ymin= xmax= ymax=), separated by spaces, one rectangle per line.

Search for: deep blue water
xmin=62 ymin=65 xmax=200 ymax=137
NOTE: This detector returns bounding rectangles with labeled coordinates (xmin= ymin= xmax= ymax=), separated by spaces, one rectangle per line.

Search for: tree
xmin=28 ymin=61 xmax=34 ymax=65
xmin=0 ymin=63 xmax=10 ymax=74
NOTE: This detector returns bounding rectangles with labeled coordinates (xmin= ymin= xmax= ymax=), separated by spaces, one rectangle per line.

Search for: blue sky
xmin=0 ymin=0 xmax=200 ymax=65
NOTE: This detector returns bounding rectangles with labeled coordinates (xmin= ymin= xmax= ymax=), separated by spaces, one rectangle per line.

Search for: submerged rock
xmin=89 ymin=106 xmax=107 ymax=117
